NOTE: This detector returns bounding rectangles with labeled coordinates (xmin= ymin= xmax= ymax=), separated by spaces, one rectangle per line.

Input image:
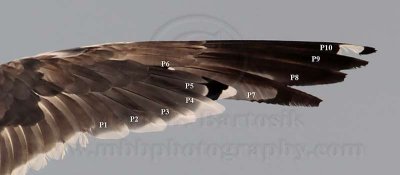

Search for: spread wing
xmin=0 ymin=40 xmax=376 ymax=175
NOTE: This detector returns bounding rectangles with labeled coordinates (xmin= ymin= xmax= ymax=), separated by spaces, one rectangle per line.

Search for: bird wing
xmin=0 ymin=40 xmax=375 ymax=175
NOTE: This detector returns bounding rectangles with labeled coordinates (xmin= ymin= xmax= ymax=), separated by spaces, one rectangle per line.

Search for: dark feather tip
xmin=360 ymin=46 xmax=377 ymax=55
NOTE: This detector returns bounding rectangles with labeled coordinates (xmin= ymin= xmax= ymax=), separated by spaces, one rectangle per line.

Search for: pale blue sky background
xmin=0 ymin=1 xmax=398 ymax=175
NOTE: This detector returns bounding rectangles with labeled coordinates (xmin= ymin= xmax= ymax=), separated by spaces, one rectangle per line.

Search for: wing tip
xmin=289 ymin=95 xmax=322 ymax=107
xmin=359 ymin=46 xmax=377 ymax=55
xmin=259 ymin=91 xmax=323 ymax=107
xmin=259 ymin=98 xmax=322 ymax=107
